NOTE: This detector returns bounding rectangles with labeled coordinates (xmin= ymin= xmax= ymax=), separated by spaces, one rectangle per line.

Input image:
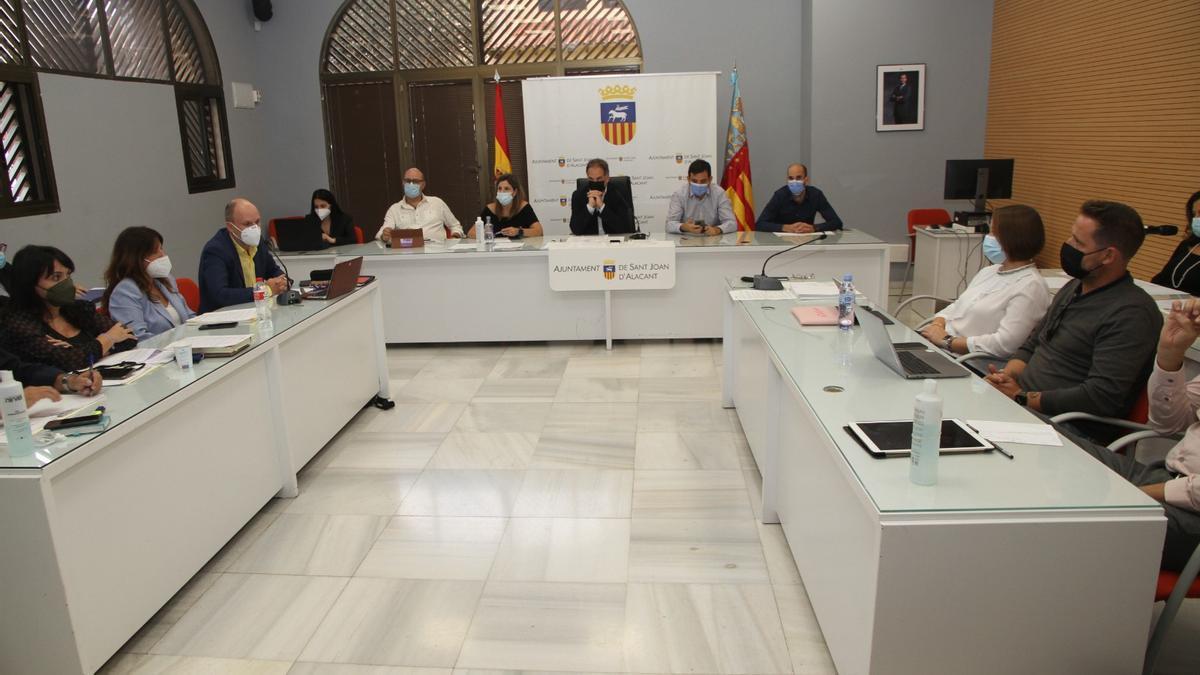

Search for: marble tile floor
xmin=102 ymin=342 xmax=804 ymax=673
xmin=99 ymin=338 xmax=1200 ymax=675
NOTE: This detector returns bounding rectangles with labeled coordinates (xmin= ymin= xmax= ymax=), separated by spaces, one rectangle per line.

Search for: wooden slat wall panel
xmin=985 ymin=0 xmax=1200 ymax=280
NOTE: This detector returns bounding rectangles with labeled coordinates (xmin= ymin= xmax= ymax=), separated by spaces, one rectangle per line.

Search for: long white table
xmin=722 ymin=285 xmax=1165 ymax=674
xmin=0 ymin=284 xmax=390 ymax=674
xmin=280 ymin=231 xmax=889 ymax=344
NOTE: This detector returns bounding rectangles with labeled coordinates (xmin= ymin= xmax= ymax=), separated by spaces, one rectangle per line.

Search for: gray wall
xmin=806 ymin=0 xmax=994 ymax=243
xmin=0 ymin=0 xmax=263 ymax=285
xmin=0 ymin=0 xmax=993 ymax=287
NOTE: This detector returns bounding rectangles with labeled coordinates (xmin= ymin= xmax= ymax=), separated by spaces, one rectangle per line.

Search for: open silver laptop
xmin=857 ymin=306 xmax=968 ymax=379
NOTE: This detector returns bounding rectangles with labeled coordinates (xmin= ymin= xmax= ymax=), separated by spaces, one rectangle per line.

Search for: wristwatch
xmin=942 ymin=334 xmax=955 ymax=351
xmin=1014 ymin=391 xmax=1029 ymax=406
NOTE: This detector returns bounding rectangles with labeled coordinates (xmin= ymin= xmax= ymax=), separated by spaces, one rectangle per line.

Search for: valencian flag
xmin=720 ymin=67 xmax=755 ymax=231
xmin=493 ymin=71 xmax=512 ymax=178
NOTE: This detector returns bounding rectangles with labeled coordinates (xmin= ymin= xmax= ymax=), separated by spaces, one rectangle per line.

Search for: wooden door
xmin=408 ymin=80 xmax=480 ymax=226
xmin=324 ymin=78 xmax=403 ymax=240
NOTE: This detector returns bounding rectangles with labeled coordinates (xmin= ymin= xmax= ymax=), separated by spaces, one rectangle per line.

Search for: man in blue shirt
xmin=755 ymin=163 xmax=843 ymax=233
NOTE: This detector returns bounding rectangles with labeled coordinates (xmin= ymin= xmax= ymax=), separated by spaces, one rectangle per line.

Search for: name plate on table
xmin=547 ymin=239 xmax=676 ymax=291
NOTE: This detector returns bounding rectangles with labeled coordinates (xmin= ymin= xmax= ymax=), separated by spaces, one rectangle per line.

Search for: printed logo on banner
xmin=557 ymin=157 xmax=566 ymax=167
xmin=603 ymin=259 xmax=617 ymax=280
xmin=599 ymin=84 xmax=637 ymax=146
xmin=559 ymin=195 xmax=568 ymax=207
xmin=675 ymin=154 xmax=683 ymax=164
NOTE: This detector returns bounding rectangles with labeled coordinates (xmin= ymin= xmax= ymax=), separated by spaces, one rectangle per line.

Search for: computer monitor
xmin=944 ymin=159 xmax=1014 ymax=213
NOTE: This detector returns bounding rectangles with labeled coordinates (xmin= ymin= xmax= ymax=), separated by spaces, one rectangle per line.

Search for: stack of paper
xmin=493 ymin=241 xmax=525 ymax=250
xmin=786 ymin=281 xmax=840 ymax=297
xmin=167 ymin=335 xmax=252 ymax=356
xmin=186 ymin=308 xmax=258 ymax=325
xmin=729 ymin=289 xmax=794 ymax=301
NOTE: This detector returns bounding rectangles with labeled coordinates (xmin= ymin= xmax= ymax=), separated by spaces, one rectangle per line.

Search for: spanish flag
xmin=493 ymin=72 xmax=512 ymax=179
xmin=720 ymin=68 xmax=755 ymax=231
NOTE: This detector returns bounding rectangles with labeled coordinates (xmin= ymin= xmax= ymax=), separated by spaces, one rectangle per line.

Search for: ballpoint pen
xmin=992 ymin=444 xmax=1015 ymax=460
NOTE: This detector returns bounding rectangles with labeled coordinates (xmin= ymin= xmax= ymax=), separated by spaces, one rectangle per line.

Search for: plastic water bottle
xmin=0 ymin=370 xmax=35 ymax=457
xmin=484 ymin=216 xmax=495 ymax=245
xmin=253 ymin=277 xmax=270 ymax=321
xmin=909 ymin=379 xmax=943 ymax=486
xmin=837 ymin=273 xmax=856 ymax=330
xmin=474 ymin=216 xmax=485 ymax=251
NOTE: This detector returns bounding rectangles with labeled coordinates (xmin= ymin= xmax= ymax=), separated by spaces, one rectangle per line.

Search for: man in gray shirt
xmin=986 ymin=200 xmax=1162 ymax=441
xmin=665 ymin=159 xmax=736 ymax=235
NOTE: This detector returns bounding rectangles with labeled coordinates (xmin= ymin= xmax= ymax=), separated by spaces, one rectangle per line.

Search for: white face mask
xmin=146 ymin=255 xmax=172 ymax=279
xmin=239 ymin=224 xmax=262 ymax=247
xmin=315 ymin=207 xmax=331 ymax=220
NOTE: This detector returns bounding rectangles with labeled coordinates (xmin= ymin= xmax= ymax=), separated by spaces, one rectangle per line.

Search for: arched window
xmin=0 ymin=0 xmax=230 ymax=216
xmin=319 ymin=0 xmax=641 ymax=237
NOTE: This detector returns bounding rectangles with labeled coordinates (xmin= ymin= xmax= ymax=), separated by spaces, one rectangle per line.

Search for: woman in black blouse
xmin=1151 ymin=190 xmax=1200 ymax=296
xmin=308 ymin=188 xmax=358 ymax=247
xmin=0 ymin=246 xmax=135 ymax=371
xmin=468 ymin=174 xmax=543 ymax=239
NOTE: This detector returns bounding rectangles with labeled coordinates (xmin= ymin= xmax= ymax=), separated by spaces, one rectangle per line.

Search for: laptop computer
xmin=302 ymin=256 xmax=363 ymax=300
xmin=274 ymin=217 xmax=325 ymax=252
xmin=389 ymin=228 xmax=425 ymax=248
xmin=857 ymin=305 xmax=968 ymax=379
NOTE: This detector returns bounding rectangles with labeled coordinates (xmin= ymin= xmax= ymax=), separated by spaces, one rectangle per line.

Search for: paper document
xmin=786 ymin=281 xmax=840 ymax=297
xmin=1043 ymin=275 xmax=1071 ymax=291
xmin=729 ymin=289 xmax=795 ymax=302
xmin=96 ymin=348 xmax=174 ymax=367
xmin=168 ymin=335 xmax=252 ymax=350
xmin=492 ymin=241 xmax=525 ymax=250
xmin=187 ymin=308 xmax=257 ymax=325
xmin=25 ymin=394 xmax=107 ymax=419
xmin=774 ymin=232 xmax=819 ymax=238
xmin=1134 ymin=278 xmax=1182 ymax=298
xmin=450 ymin=241 xmax=481 ymax=251
xmin=966 ymin=420 xmax=1063 ymax=446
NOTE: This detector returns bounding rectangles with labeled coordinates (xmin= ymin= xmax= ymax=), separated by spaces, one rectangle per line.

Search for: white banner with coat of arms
xmin=522 ymin=72 xmax=718 ymax=236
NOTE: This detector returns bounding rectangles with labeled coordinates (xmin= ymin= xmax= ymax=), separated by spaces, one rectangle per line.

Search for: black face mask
xmin=1060 ymin=242 xmax=1106 ymax=280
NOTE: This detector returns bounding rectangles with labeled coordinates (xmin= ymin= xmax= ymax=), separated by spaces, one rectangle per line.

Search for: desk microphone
xmin=265 ymin=238 xmax=302 ymax=305
xmin=1145 ymin=225 xmax=1180 ymax=236
xmin=744 ymin=232 xmax=829 ymax=290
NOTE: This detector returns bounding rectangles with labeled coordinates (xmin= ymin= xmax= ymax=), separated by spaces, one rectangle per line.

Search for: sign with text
xmin=548 ymin=239 xmax=676 ymax=291
xmin=523 ymin=72 xmax=718 ymax=236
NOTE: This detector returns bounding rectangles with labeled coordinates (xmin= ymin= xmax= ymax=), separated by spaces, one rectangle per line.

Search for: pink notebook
xmin=791 ymin=306 xmax=840 ymax=326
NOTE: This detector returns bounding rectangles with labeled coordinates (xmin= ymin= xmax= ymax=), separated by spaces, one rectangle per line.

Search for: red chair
xmin=176 ymin=277 xmax=200 ymax=312
xmin=354 ymin=225 xmax=364 ymax=244
xmin=899 ymin=208 xmax=952 ymax=300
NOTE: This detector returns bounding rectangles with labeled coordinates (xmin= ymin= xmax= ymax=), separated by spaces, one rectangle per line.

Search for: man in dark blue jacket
xmin=755 ymin=163 xmax=843 ymax=234
xmin=198 ymin=198 xmax=286 ymax=312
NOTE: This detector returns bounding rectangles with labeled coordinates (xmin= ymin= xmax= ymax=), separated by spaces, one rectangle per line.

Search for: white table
xmin=280 ymin=231 xmax=890 ymax=344
xmin=0 ymin=284 xmax=390 ymax=674
xmin=911 ymin=226 xmax=985 ymax=313
xmin=722 ymin=286 xmax=1165 ymax=674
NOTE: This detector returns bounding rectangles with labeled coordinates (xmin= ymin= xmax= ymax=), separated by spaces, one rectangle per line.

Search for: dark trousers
xmin=1058 ymin=423 xmax=1200 ymax=571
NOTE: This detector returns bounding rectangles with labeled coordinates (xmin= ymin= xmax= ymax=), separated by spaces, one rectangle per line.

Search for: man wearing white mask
xmin=198 ymin=198 xmax=287 ymax=312
xmin=377 ymin=167 xmax=463 ymax=243
xmin=755 ymin=163 xmax=843 ymax=234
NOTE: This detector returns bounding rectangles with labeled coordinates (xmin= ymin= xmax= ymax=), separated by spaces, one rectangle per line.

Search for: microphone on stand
xmin=265 ymin=238 xmax=302 ymax=305
xmin=1145 ymin=225 xmax=1180 ymax=236
xmin=743 ymin=232 xmax=829 ymax=290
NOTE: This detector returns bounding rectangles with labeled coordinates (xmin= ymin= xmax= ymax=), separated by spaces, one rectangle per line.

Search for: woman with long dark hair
xmin=102 ymin=227 xmax=195 ymax=340
xmin=1151 ymin=190 xmax=1200 ymax=296
xmin=467 ymin=173 xmax=543 ymax=239
xmin=308 ymin=188 xmax=357 ymax=247
xmin=0 ymin=245 xmax=135 ymax=371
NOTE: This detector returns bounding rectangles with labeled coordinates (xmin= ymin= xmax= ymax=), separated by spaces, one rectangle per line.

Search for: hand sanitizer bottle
xmin=474 ymin=216 xmax=485 ymax=251
xmin=0 ymin=370 xmax=35 ymax=457
xmin=909 ymin=379 xmax=942 ymax=486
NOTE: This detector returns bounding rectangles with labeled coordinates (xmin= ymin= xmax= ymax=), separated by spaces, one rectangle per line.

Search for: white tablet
xmin=846 ymin=419 xmax=994 ymax=457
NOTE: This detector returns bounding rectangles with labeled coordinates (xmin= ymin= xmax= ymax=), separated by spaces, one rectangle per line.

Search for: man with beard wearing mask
xmin=199 ymin=198 xmax=287 ymax=312
xmin=985 ymin=200 xmax=1161 ymax=442
xmin=755 ymin=163 xmax=843 ymax=234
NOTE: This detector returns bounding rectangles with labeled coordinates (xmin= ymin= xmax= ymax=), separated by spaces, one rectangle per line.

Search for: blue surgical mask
xmin=982 ymin=234 xmax=1005 ymax=264
xmin=689 ymin=182 xmax=708 ymax=197
xmin=787 ymin=180 xmax=806 ymax=195
xmin=496 ymin=192 xmax=514 ymax=206
xmin=1192 ymin=216 xmax=1200 ymax=238
xmin=0 ymin=251 xmax=6 ymax=268
xmin=404 ymin=182 xmax=422 ymax=199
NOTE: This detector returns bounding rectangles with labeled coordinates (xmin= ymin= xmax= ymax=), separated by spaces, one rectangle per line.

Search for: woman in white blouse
xmin=919 ymin=204 xmax=1051 ymax=358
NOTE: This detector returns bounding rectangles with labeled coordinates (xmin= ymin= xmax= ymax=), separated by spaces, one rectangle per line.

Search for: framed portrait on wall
xmin=876 ymin=64 xmax=925 ymax=131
